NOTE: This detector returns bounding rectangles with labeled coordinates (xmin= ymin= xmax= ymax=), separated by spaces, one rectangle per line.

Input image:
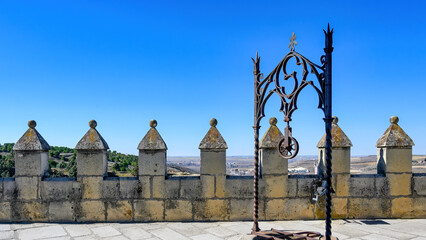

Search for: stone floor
xmin=0 ymin=219 xmax=425 ymax=240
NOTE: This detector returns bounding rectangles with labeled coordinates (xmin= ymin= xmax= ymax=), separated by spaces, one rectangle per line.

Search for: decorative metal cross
xmin=288 ymin=32 xmax=297 ymax=51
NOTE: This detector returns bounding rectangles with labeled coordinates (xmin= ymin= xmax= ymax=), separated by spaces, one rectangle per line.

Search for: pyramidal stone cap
xmin=199 ymin=118 xmax=228 ymax=149
xmin=260 ymin=117 xmax=284 ymax=148
xmin=138 ymin=119 xmax=167 ymax=150
xmin=75 ymin=120 xmax=109 ymax=150
xmin=13 ymin=120 xmax=50 ymax=151
xmin=317 ymin=116 xmax=353 ymax=148
xmin=376 ymin=116 xmax=414 ymax=148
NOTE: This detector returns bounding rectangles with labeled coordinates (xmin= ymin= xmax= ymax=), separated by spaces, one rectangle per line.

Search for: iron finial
xmin=288 ymin=32 xmax=297 ymax=52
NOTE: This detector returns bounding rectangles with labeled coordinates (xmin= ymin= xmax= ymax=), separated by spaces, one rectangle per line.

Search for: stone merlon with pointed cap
xmin=138 ymin=120 xmax=167 ymax=150
xmin=13 ymin=120 xmax=50 ymax=151
xmin=376 ymin=116 xmax=414 ymax=148
xmin=317 ymin=116 xmax=352 ymax=148
xmin=260 ymin=117 xmax=284 ymax=149
xmin=199 ymin=118 xmax=228 ymax=150
xmin=75 ymin=120 xmax=109 ymax=150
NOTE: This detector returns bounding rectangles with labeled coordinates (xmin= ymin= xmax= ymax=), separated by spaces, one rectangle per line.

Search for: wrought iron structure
xmin=252 ymin=24 xmax=335 ymax=240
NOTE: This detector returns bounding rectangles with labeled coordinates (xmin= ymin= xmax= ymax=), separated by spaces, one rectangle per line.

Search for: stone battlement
xmin=0 ymin=116 xmax=425 ymax=222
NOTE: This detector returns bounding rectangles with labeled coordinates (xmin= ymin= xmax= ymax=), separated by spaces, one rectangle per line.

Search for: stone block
xmin=413 ymin=175 xmax=426 ymax=196
xmin=348 ymin=198 xmax=391 ymax=218
xmin=0 ymin=202 xmax=11 ymax=221
xmin=76 ymin=150 xmax=107 ymax=176
xmin=134 ymin=200 xmax=164 ymax=221
xmin=200 ymin=150 xmax=226 ymax=175
xmin=350 ymin=177 xmax=375 ymax=197
xmin=102 ymin=180 xmax=120 ymax=199
xmin=139 ymin=150 xmax=166 ymax=176
xmin=265 ymin=199 xmax=314 ymax=220
xmin=375 ymin=176 xmax=389 ymax=197
xmin=2 ymin=180 xmax=16 ymax=201
xmin=412 ymin=197 xmax=426 ymax=218
xmin=380 ymin=148 xmax=412 ymax=173
xmin=194 ymin=199 xmax=229 ymax=221
xmin=314 ymin=197 xmax=348 ymax=219
xmin=40 ymin=180 xmax=75 ymax=201
xmin=12 ymin=202 xmax=48 ymax=221
xmin=49 ymin=201 xmax=74 ymax=222
xmin=164 ymin=200 xmax=192 ymax=221
xmin=388 ymin=173 xmax=411 ymax=196
xmin=15 ymin=151 xmax=49 ymax=177
xmin=15 ymin=177 xmax=38 ymax=200
xmin=107 ymin=201 xmax=133 ymax=222
xmin=335 ymin=174 xmax=350 ymax=197
xmin=230 ymin=199 xmax=265 ymax=221
xmin=81 ymin=177 xmax=103 ymax=200
xmin=216 ymin=175 xmax=226 ymax=198
xmin=297 ymin=177 xmax=315 ymax=197
xmin=0 ymin=181 xmax=3 ymax=200
xmin=79 ymin=201 xmax=105 ymax=222
xmin=392 ymin=197 xmax=412 ymax=218
xmin=260 ymin=149 xmax=288 ymax=175
xmin=200 ymin=175 xmax=215 ymax=198
xmin=225 ymin=177 xmax=253 ymax=198
xmin=120 ymin=179 xmax=141 ymax=199
xmin=152 ymin=177 xmax=179 ymax=199
xmin=180 ymin=178 xmax=201 ymax=199
xmin=264 ymin=175 xmax=287 ymax=198
xmin=138 ymin=176 xmax=151 ymax=198
xmin=330 ymin=148 xmax=350 ymax=174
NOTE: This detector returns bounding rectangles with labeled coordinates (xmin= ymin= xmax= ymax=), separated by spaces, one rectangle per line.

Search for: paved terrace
xmin=0 ymin=219 xmax=425 ymax=240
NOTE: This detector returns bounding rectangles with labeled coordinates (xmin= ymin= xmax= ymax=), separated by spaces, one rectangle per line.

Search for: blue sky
xmin=0 ymin=1 xmax=425 ymax=156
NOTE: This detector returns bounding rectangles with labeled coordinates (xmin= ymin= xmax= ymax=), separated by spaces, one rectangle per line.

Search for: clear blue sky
xmin=1 ymin=1 xmax=425 ymax=156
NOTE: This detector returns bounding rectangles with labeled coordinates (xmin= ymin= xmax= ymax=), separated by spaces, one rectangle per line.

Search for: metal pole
xmin=252 ymin=52 xmax=261 ymax=234
xmin=323 ymin=23 xmax=334 ymax=240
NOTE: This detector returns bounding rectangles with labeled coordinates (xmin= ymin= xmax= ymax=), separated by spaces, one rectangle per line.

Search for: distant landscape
xmin=1 ymin=143 xmax=425 ymax=177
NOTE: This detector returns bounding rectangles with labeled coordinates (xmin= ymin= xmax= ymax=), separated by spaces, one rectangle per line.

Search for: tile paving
xmin=0 ymin=219 xmax=424 ymax=240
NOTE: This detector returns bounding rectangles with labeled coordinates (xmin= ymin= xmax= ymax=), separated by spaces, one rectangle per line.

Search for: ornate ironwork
xmin=252 ymin=24 xmax=335 ymax=240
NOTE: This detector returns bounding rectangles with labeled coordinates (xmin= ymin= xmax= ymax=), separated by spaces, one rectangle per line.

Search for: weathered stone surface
xmin=388 ymin=173 xmax=412 ymax=196
xmin=377 ymin=147 xmax=412 ymax=174
xmin=120 ymin=179 xmax=141 ymax=199
xmin=315 ymin=197 xmax=348 ymax=219
xmin=80 ymin=201 xmax=105 ymax=222
xmin=335 ymin=174 xmax=350 ymax=197
xmin=287 ymin=178 xmax=297 ymax=197
xmin=230 ymin=199 xmax=265 ymax=221
xmin=138 ymin=176 xmax=151 ymax=198
xmin=225 ymin=177 xmax=253 ymax=198
xmin=349 ymin=198 xmax=391 ymax=218
xmin=2 ymin=180 xmax=16 ymax=201
xmin=194 ymin=199 xmax=229 ymax=221
xmin=259 ymin=118 xmax=284 ymax=149
xmin=412 ymin=197 xmax=426 ymax=218
xmin=392 ymin=197 xmax=413 ymax=218
xmin=164 ymin=200 xmax=192 ymax=221
xmin=138 ymin=151 xmax=166 ymax=176
xmin=102 ymin=180 xmax=120 ymax=199
xmin=200 ymin=150 xmax=226 ymax=175
xmin=81 ymin=177 xmax=102 ymax=199
xmin=180 ymin=178 xmax=201 ymax=199
xmin=75 ymin=121 xmax=109 ymax=150
xmin=41 ymin=180 xmax=77 ymax=201
xmin=106 ymin=201 xmax=133 ymax=222
xmin=376 ymin=116 xmax=414 ymax=147
xmin=134 ymin=200 xmax=164 ymax=221
xmin=199 ymin=119 xmax=228 ymax=149
xmin=317 ymin=117 xmax=352 ymax=148
xmin=266 ymin=199 xmax=314 ymax=220
xmin=200 ymin=175 xmax=215 ymax=198
xmin=49 ymin=201 xmax=74 ymax=222
xmin=152 ymin=177 xmax=179 ymax=199
xmin=375 ymin=176 xmax=389 ymax=197
xmin=264 ymin=175 xmax=287 ymax=198
xmin=350 ymin=177 xmax=375 ymax=197
xmin=15 ymin=177 xmax=38 ymax=200
xmin=12 ymin=202 xmax=48 ymax=221
xmin=0 ymin=202 xmax=11 ymax=221
xmin=413 ymin=175 xmax=426 ymax=196
xmin=216 ymin=175 xmax=226 ymax=198
xmin=14 ymin=151 xmax=49 ymax=177
xmin=297 ymin=177 xmax=315 ymax=197
xmin=260 ymin=148 xmax=288 ymax=176
xmin=76 ymin=150 xmax=108 ymax=176
xmin=137 ymin=123 xmax=167 ymax=150
xmin=13 ymin=121 xmax=50 ymax=151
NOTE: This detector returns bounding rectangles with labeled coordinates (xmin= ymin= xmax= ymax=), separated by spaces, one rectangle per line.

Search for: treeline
xmin=0 ymin=143 xmax=138 ymax=177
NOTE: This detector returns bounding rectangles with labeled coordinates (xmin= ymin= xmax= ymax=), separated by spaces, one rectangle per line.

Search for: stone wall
xmin=0 ymin=117 xmax=425 ymax=222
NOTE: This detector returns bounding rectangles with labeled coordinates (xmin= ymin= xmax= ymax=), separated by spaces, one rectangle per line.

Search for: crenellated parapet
xmin=0 ymin=116 xmax=424 ymax=222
